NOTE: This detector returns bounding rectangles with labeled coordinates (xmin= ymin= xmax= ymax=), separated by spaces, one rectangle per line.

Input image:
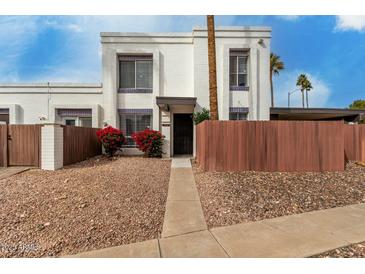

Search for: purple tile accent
xmin=57 ymin=108 xmax=92 ymax=117
xmin=119 ymin=55 xmax=152 ymax=61
xmin=230 ymin=49 xmax=249 ymax=56
xmin=118 ymin=108 xmax=153 ymax=114
xmin=118 ymin=88 xmax=153 ymax=93
xmin=0 ymin=108 xmax=9 ymax=114
xmin=230 ymin=86 xmax=249 ymax=91
xmin=229 ymin=107 xmax=249 ymax=113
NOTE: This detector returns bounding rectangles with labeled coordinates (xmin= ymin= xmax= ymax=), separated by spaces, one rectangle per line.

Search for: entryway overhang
xmin=156 ymin=96 xmax=197 ymax=112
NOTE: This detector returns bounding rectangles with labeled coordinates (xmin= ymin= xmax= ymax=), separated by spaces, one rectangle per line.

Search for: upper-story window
xmin=119 ymin=54 xmax=153 ymax=93
xmin=229 ymin=50 xmax=249 ymax=91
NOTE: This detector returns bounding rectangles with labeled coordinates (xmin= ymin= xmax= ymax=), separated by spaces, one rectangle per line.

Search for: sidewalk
xmin=0 ymin=167 xmax=29 ymax=181
xmin=68 ymin=158 xmax=365 ymax=258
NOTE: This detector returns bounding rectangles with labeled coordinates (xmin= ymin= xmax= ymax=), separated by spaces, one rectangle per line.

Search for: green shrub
xmin=193 ymin=108 xmax=210 ymax=125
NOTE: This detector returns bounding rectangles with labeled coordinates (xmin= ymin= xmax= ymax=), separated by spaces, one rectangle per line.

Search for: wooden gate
xmin=0 ymin=125 xmax=41 ymax=167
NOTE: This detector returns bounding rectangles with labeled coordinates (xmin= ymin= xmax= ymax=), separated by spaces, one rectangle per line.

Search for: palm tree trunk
xmin=302 ymin=91 xmax=305 ymax=108
xmin=270 ymin=71 xmax=274 ymax=107
xmin=306 ymin=90 xmax=309 ymax=108
xmin=207 ymin=15 xmax=218 ymax=120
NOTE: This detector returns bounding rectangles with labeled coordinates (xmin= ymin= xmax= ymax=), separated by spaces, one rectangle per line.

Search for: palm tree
xmin=207 ymin=15 xmax=218 ymax=120
xmin=296 ymin=74 xmax=313 ymax=108
xmin=305 ymin=80 xmax=313 ymax=108
xmin=270 ymin=53 xmax=284 ymax=107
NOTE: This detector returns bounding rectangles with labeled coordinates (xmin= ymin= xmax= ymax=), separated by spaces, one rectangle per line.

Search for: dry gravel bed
xmin=312 ymin=242 xmax=365 ymax=258
xmin=193 ymin=161 xmax=365 ymax=229
xmin=0 ymin=156 xmax=171 ymax=258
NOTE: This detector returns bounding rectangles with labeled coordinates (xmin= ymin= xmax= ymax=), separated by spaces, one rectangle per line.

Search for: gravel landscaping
xmin=193 ymin=161 xmax=365 ymax=229
xmin=0 ymin=156 xmax=171 ymax=258
xmin=313 ymin=242 xmax=365 ymax=258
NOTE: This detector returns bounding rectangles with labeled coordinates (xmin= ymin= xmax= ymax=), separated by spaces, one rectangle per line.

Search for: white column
xmin=41 ymin=124 xmax=63 ymax=170
xmin=161 ymin=110 xmax=171 ymax=158
xmin=102 ymin=47 xmax=118 ymax=127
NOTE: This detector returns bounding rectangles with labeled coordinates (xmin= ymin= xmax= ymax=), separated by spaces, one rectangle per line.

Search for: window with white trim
xmin=229 ymin=50 xmax=249 ymax=90
xmin=229 ymin=112 xmax=248 ymax=120
xmin=229 ymin=107 xmax=249 ymax=120
xmin=119 ymin=113 xmax=152 ymax=147
xmin=62 ymin=117 xmax=92 ymax=127
xmin=119 ymin=55 xmax=153 ymax=92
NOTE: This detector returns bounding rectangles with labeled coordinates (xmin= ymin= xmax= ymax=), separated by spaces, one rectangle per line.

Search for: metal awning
xmin=0 ymin=108 xmax=9 ymax=115
xmin=270 ymin=107 xmax=365 ymax=122
xmin=156 ymin=96 xmax=197 ymax=111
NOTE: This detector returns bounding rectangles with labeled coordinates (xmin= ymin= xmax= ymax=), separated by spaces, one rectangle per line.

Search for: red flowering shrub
xmin=132 ymin=129 xmax=164 ymax=158
xmin=96 ymin=126 xmax=125 ymax=157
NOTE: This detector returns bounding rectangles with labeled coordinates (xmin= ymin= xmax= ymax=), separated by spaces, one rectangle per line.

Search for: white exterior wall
xmin=101 ymin=39 xmax=194 ymax=129
xmin=192 ymin=27 xmax=271 ymax=120
xmin=0 ymin=26 xmax=271 ymax=159
xmin=0 ymin=27 xmax=270 ymax=127
xmin=0 ymin=83 xmax=103 ymax=126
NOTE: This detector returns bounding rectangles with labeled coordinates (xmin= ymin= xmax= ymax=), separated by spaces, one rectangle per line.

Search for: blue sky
xmin=0 ymin=15 xmax=364 ymax=108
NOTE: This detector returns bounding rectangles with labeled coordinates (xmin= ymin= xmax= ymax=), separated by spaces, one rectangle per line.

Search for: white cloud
xmin=0 ymin=16 xmax=240 ymax=82
xmin=276 ymin=15 xmax=300 ymax=21
xmin=44 ymin=19 xmax=83 ymax=32
xmin=0 ymin=16 xmax=41 ymax=81
xmin=335 ymin=15 xmax=365 ymax=32
xmin=274 ymin=71 xmax=331 ymax=108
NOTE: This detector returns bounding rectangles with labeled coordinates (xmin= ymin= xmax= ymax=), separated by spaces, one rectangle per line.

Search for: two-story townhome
xmin=0 ymin=26 xmax=272 ymax=157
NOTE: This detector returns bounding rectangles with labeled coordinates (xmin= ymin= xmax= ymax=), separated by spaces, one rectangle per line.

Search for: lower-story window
xmin=119 ymin=110 xmax=152 ymax=147
xmin=57 ymin=109 xmax=93 ymax=127
xmin=229 ymin=112 xmax=248 ymax=120
xmin=79 ymin=117 xmax=92 ymax=127
xmin=62 ymin=116 xmax=93 ymax=127
xmin=0 ymin=108 xmax=9 ymax=124
xmin=64 ymin=118 xmax=76 ymax=126
xmin=229 ymin=107 xmax=249 ymax=120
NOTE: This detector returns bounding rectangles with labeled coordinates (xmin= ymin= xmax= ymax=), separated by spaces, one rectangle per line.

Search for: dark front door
xmin=173 ymin=114 xmax=193 ymax=155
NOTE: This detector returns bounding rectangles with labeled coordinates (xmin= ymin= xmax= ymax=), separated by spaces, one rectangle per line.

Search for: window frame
xmin=229 ymin=112 xmax=248 ymax=121
xmin=119 ymin=55 xmax=153 ymax=93
xmin=62 ymin=116 xmax=92 ymax=127
xmin=229 ymin=50 xmax=249 ymax=91
xmin=119 ymin=112 xmax=153 ymax=148
xmin=229 ymin=107 xmax=249 ymax=121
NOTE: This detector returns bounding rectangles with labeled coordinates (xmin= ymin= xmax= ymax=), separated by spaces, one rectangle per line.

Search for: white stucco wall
xmin=0 ymin=26 xmax=272 ymax=158
xmin=101 ymin=26 xmax=271 ymax=125
xmin=192 ymin=27 xmax=271 ymax=120
xmin=0 ymin=83 xmax=103 ymax=126
xmin=101 ymin=36 xmax=195 ymax=130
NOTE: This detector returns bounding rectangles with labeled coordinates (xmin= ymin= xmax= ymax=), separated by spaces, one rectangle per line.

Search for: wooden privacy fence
xmin=196 ymin=120 xmax=345 ymax=172
xmin=344 ymin=124 xmax=365 ymax=162
xmin=0 ymin=124 xmax=41 ymax=167
xmin=63 ymin=126 xmax=102 ymax=166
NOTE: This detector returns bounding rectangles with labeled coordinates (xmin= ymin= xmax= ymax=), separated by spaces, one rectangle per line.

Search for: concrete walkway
xmin=161 ymin=158 xmax=207 ymax=238
xmin=68 ymin=157 xmax=365 ymax=258
xmin=0 ymin=167 xmax=29 ymax=181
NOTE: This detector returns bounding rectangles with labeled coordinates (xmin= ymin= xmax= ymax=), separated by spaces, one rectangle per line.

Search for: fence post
xmin=41 ymin=124 xmax=63 ymax=170
xmin=2 ymin=125 xmax=8 ymax=167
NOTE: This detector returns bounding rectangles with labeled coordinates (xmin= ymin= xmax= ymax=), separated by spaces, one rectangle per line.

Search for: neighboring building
xmin=270 ymin=107 xmax=365 ymax=123
xmin=0 ymin=26 xmax=272 ymax=157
